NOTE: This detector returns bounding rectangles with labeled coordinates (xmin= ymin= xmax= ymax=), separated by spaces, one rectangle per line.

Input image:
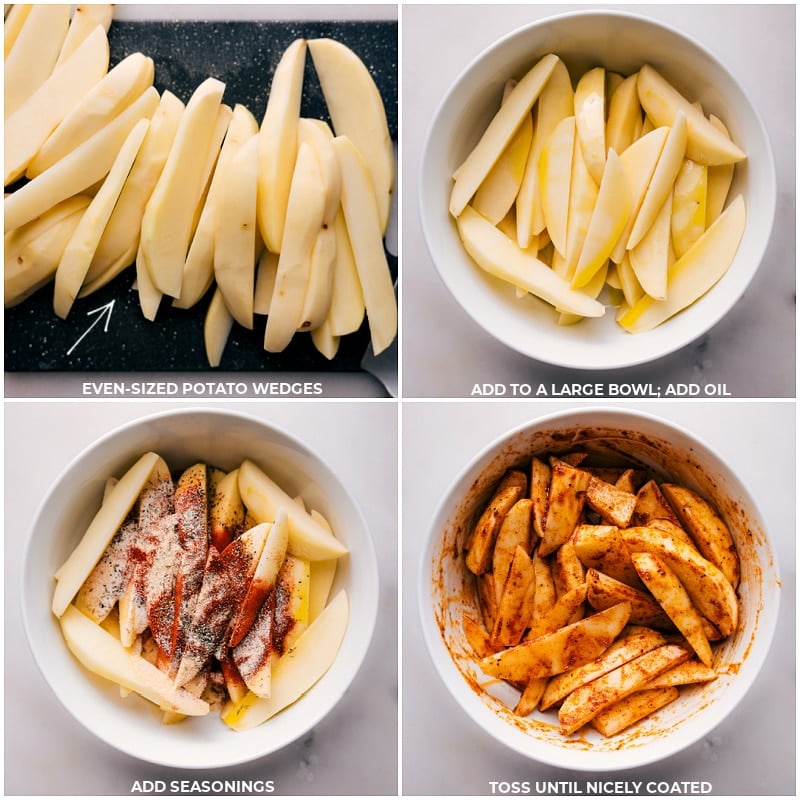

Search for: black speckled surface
xmin=5 ymin=20 xmax=398 ymax=372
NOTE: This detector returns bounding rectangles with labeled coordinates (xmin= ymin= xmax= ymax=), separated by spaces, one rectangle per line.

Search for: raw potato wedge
xmin=203 ymin=287 xmax=234 ymax=368
xmin=480 ymin=601 xmax=630 ymax=682
xmin=558 ymin=642 xmax=689 ymax=735
xmin=660 ymin=483 xmax=739 ymax=588
xmin=27 ymin=51 xmax=155 ymax=177
xmin=328 ymin=208 xmax=366 ymax=336
xmin=332 ymin=134 xmax=398 ymax=355
xmin=528 ymin=555 xmax=556 ymax=627
xmin=223 ymin=589 xmax=349 ymax=731
xmin=4 ymin=24 xmax=109 ymax=186
xmin=264 ymin=141 xmax=325 ymax=352
xmin=632 ymin=479 xmax=682 ymax=527
xmin=214 ymin=133 xmax=260 ymax=329
xmin=175 ymin=102 xmax=258 ymax=310
xmin=52 ymin=452 xmax=162 ymax=617
xmin=237 ymin=459 xmax=348 ymax=561
xmin=573 ymin=67 xmax=606 ymax=183
xmin=54 ymin=3 xmax=113 ymax=67
xmin=463 ymin=613 xmax=496 ymax=659
xmin=631 ymin=551 xmax=713 ymax=666
xmin=308 ymin=37 xmax=394 ymax=234
xmin=140 ymin=77 xmax=225 ymax=298
xmin=4 ymin=4 xmax=70 ymax=118
xmin=637 ymin=64 xmax=746 ymax=166
xmin=4 ymin=86 xmax=160 ymax=233
xmin=450 ymin=53 xmax=560 ymax=218
xmin=257 ymin=37 xmax=306 ymax=253
xmin=81 ymin=90 xmax=185 ymax=294
xmin=592 ymin=686 xmax=679 ymax=737
xmin=621 ymin=526 xmax=738 ymax=637
xmin=5 ymin=199 xmax=90 ymax=308
xmin=53 ymin=118 xmax=150 ymax=318
xmin=525 ymin=584 xmax=587 ymax=641
xmin=464 ymin=470 xmax=527 ymax=575
xmin=455 ymin=205 xmax=606 ymax=318
xmin=540 ymin=626 xmax=667 ymax=711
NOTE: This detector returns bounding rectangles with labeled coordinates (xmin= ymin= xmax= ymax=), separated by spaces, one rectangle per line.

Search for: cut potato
xmin=52 ymin=452 xmax=162 ymax=617
xmin=539 ymin=459 xmax=591 ymax=557
xmin=4 ymin=86 xmax=159 ymax=233
xmin=450 ymin=53 xmax=559 ymax=218
xmin=332 ymin=134 xmax=398 ymax=355
xmin=237 ymin=459 xmax=348 ymax=561
xmin=480 ymin=602 xmax=631 ymax=682
xmin=4 ymin=24 xmax=109 ymax=186
xmin=309 ymin=37 xmax=394 ymax=234
xmin=592 ymin=686 xmax=679 ymax=737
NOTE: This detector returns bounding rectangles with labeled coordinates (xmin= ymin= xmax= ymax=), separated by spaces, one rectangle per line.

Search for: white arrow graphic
xmin=66 ymin=299 xmax=116 ymax=357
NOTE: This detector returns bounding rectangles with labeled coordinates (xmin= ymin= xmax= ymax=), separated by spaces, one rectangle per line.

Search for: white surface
xmin=4 ymin=401 xmax=398 ymax=795
xmin=402 ymin=401 xmax=795 ymax=794
xmin=403 ymin=4 xmax=795 ymax=396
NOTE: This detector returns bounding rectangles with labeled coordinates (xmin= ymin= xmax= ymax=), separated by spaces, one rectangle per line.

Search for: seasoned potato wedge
xmin=529 ymin=457 xmax=550 ymax=539
xmin=540 ymin=625 xmax=667 ymax=710
xmin=660 ymin=483 xmax=740 ymax=588
xmin=558 ymin=643 xmax=689 ymax=734
xmin=622 ymin=527 xmax=738 ymax=637
xmin=480 ymin=602 xmax=630 ymax=682
xmin=463 ymin=613 xmax=496 ymax=659
xmin=492 ymin=498 xmax=533 ymax=603
xmin=592 ymin=686 xmax=680 ymax=737
xmin=491 ymin=545 xmax=537 ymax=647
xmin=584 ymin=476 xmax=636 ymax=528
xmin=465 ymin=470 xmax=528 ymax=574
xmin=586 ymin=568 xmax=674 ymax=630
xmin=539 ymin=459 xmax=590 ymax=556
xmin=631 ymin=551 xmax=713 ymax=666
xmin=573 ymin=524 xmax=643 ymax=588
xmin=631 ymin=480 xmax=682 ymax=527
xmin=525 ymin=583 xmax=588 ymax=641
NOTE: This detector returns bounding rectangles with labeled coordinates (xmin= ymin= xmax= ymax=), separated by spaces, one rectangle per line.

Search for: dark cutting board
xmin=4 ymin=18 xmax=398 ymax=372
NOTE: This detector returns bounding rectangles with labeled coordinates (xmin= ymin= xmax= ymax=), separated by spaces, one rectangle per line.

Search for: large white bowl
xmin=22 ymin=408 xmax=378 ymax=769
xmin=420 ymin=11 xmax=776 ymax=369
xmin=419 ymin=407 xmax=780 ymax=771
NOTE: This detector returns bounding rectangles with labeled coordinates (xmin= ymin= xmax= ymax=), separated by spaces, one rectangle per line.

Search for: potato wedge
xmin=476 ymin=572 xmax=498 ymax=634
xmin=573 ymin=525 xmax=644 ymax=589
xmin=540 ymin=625 xmax=667 ymax=710
xmin=492 ymin=499 xmax=533 ymax=604
xmin=558 ymin=642 xmax=689 ymax=734
xmin=631 ymin=479 xmax=682 ymax=527
xmin=592 ymin=686 xmax=679 ymax=737
xmin=660 ymin=483 xmax=739 ymax=588
xmin=514 ymin=677 xmax=548 ymax=717
xmin=463 ymin=613 xmax=495 ymax=659
xmin=528 ymin=555 xmax=556 ymax=627
xmin=539 ymin=459 xmax=590 ymax=556
xmin=586 ymin=568 xmax=674 ymax=631
xmin=464 ymin=470 xmax=527 ymax=575
xmin=631 ymin=551 xmax=713 ymax=666
xmin=644 ymin=659 xmax=717 ymax=689
xmin=491 ymin=545 xmax=536 ymax=647
xmin=528 ymin=457 xmax=550 ymax=539
xmin=584 ymin=476 xmax=636 ymax=528
xmin=622 ymin=527 xmax=738 ymax=637
xmin=480 ymin=601 xmax=630 ymax=682
xmin=525 ymin=583 xmax=587 ymax=641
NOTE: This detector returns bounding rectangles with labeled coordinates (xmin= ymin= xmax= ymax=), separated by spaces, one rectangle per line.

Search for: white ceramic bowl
xmin=22 ymin=408 xmax=378 ymax=769
xmin=419 ymin=407 xmax=779 ymax=771
xmin=420 ymin=11 xmax=776 ymax=369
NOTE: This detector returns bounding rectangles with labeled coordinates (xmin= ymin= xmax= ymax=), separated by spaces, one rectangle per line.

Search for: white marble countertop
xmin=4 ymin=401 xmax=398 ymax=796
xmin=401 ymin=4 xmax=795 ymax=398
xmin=402 ymin=400 xmax=795 ymax=795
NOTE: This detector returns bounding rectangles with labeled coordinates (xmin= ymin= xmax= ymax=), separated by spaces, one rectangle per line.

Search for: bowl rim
xmin=417 ymin=405 xmax=781 ymax=770
xmin=418 ymin=8 xmax=777 ymax=370
xmin=21 ymin=405 xmax=380 ymax=769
